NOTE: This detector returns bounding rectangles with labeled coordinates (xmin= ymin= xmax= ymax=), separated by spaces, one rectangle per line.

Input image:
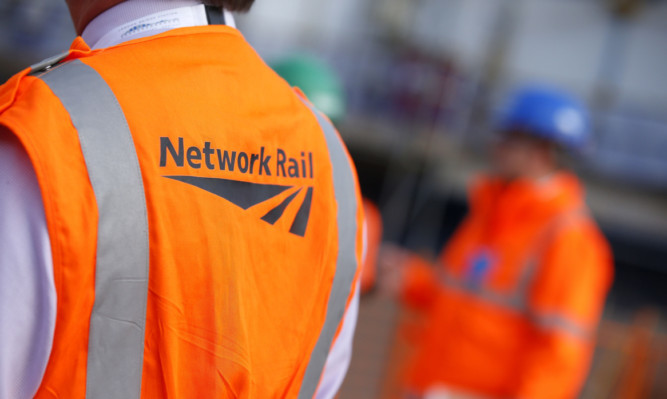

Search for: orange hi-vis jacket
xmin=0 ymin=26 xmax=363 ymax=398
xmin=402 ymin=173 xmax=613 ymax=399
xmin=360 ymin=199 xmax=383 ymax=294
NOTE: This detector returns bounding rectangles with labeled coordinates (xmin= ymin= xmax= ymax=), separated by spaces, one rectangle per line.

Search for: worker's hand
xmin=376 ymin=244 xmax=411 ymax=297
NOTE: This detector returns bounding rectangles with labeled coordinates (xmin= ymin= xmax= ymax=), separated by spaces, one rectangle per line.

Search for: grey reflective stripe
xmin=513 ymin=208 xmax=589 ymax=303
xmin=40 ymin=60 xmax=149 ymax=399
xmin=298 ymin=101 xmax=359 ymax=399
xmin=529 ymin=313 xmax=591 ymax=339
xmin=437 ymin=267 xmax=524 ymax=310
xmin=30 ymin=51 xmax=69 ymax=74
xmin=437 ymin=209 xmax=590 ymax=337
xmin=438 ymin=268 xmax=591 ymax=338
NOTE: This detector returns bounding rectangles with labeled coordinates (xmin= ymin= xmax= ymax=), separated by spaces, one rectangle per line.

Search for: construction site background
xmin=0 ymin=0 xmax=665 ymax=397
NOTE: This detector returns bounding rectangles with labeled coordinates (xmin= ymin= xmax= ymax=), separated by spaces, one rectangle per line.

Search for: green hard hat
xmin=271 ymin=54 xmax=346 ymax=124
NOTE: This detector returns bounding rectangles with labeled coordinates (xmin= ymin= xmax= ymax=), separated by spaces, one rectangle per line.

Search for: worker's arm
xmin=399 ymin=210 xmax=479 ymax=311
xmin=0 ymin=127 xmax=56 ymax=399
xmin=515 ymin=224 xmax=613 ymax=399
xmin=400 ymin=254 xmax=440 ymax=310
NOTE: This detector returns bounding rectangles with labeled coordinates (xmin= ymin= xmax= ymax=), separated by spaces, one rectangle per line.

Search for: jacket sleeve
xmin=401 ymin=205 xmax=478 ymax=312
xmin=401 ymin=255 xmax=440 ymax=311
xmin=515 ymin=222 xmax=613 ymax=399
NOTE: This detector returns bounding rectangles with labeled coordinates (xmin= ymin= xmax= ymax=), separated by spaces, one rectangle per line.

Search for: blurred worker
xmin=271 ymin=55 xmax=347 ymax=125
xmin=360 ymin=199 xmax=383 ymax=293
xmin=0 ymin=1 xmax=363 ymax=398
xmin=272 ymin=54 xmax=383 ymax=294
xmin=398 ymin=86 xmax=613 ymax=399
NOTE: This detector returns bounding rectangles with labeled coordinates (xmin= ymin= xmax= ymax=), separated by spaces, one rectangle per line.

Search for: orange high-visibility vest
xmin=401 ymin=174 xmax=613 ymax=399
xmin=0 ymin=26 xmax=363 ymax=398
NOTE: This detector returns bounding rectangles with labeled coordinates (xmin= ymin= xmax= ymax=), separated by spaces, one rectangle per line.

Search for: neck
xmin=69 ymin=0 xmax=125 ymax=34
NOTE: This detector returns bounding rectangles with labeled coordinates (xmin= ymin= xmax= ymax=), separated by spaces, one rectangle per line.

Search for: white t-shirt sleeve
xmin=0 ymin=130 xmax=56 ymax=399
xmin=315 ymin=281 xmax=360 ymax=399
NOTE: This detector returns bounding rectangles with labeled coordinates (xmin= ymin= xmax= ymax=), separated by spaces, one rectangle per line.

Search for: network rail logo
xmin=160 ymin=137 xmax=314 ymax=237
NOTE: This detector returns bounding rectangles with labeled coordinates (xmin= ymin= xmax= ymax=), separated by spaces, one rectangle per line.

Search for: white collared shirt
xmin=81 ymin=0 xmax=236 ymax=49
xmin=0 ymin=2 xmax=358 ymax=398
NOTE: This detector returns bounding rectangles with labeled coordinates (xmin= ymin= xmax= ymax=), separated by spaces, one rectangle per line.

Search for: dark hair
xmin=204 ymin=0 xmax=255 ymax=12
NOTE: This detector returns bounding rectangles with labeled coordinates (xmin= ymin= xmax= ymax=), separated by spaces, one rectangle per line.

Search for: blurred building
xmin=0 ymin=0 xmax=75 ymax=76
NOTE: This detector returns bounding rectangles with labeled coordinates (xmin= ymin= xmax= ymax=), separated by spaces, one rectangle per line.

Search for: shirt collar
xmin=82 ymin=0 xmax=236 ymax=50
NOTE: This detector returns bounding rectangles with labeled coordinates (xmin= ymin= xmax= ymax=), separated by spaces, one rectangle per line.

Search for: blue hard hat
xmin=497 ymin=86 xmax=590 ymax=150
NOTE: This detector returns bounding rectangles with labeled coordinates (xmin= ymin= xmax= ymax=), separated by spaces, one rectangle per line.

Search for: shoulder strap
xmin=30 ymin=51 xmax=70 ymax=75
xmin=0 ymin=51 xmax=71 ymax=114
xmin=39 ymin=60 xmax=149 ymax=399
xmin=204 ymin=5 xmax=226 ymax=25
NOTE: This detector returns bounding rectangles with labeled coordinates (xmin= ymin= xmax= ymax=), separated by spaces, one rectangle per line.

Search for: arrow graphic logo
xmin=165 ymin=175 xmax=314 ymax=237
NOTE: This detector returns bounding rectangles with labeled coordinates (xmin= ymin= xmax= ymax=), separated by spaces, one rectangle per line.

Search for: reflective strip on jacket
xmin=401 ymin=174 xmax=613 ymax=399
xmin=0 ymin=26 xmax=363 ymax=398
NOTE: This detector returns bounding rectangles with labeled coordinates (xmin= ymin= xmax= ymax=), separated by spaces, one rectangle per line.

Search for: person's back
xmin=0 ymin=2 xmax=363 ymax=398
